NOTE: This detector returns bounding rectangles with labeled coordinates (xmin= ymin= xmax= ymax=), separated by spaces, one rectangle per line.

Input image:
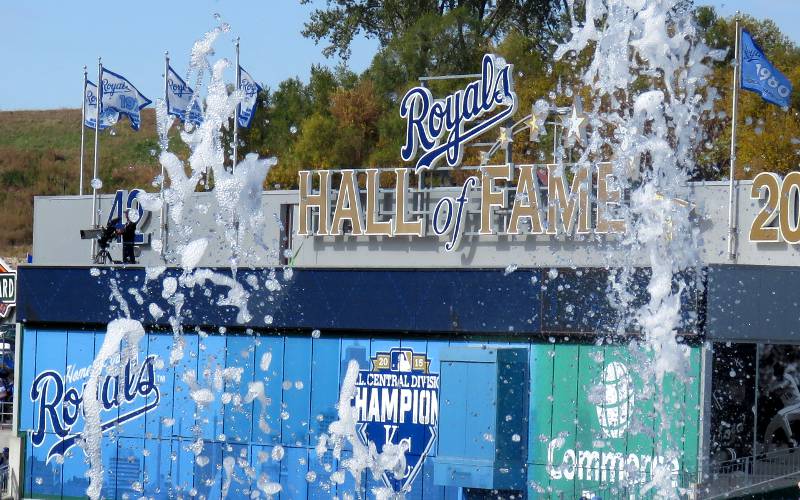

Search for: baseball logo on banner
xmin=354 ymin=348 xmax=439 ymax=493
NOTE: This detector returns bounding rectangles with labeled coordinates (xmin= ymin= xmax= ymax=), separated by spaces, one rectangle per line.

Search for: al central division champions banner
xmin=353 ymin=348 xmax=440 ymax=493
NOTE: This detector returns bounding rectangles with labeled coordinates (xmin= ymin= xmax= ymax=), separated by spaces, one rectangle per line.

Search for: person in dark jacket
xmin=119 ymin=209 xmax=139 ymax=264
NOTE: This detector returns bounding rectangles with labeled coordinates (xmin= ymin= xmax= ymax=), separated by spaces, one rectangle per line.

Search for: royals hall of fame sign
xmin=353 ymin=348 xmax=440 ymax=493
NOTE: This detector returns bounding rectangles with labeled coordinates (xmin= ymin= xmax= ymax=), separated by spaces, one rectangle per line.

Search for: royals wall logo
xmin=30 ymin=355 xmax=160 ymax=462
xmin=353 ymin=348 xmax=439 ymax=493
xmin=0 ymin=258 xmax=16 ymax=319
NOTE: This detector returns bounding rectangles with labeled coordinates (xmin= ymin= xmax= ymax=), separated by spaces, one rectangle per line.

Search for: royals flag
xmin=100 ymin=68 xmax=152 ymax=130
xmin=84 ymin=81 xmax=119 ymax=130
xmin=741 ymin=29 xmax=793 ymax=108
xmin=238 ymin=66 xmax=262 ymax=128
xmin=166 ymin=66 xmax=203 ymax=125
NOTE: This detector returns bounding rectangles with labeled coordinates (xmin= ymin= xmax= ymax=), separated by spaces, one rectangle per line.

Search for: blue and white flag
xmin=238 ymin=66 xmax=262 ymax=128
xmin=84 ymin=81 xmax=119 ymax=130
xmin=100 ymin=68 xmax=152 ymax=130
xmin=166 ymin=66 xmax=203 ymax=125
xmin=741 ymin=29 xmax=793 ymax=108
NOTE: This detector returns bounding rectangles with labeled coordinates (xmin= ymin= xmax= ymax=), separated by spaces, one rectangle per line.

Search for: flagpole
xmin=233 ymin=36 xmax=240 ymax=173
xmin=90 ymin=57 xmax=102 ymax=259
xmin=726 ymin=16 xmax=741 ymax=261
xmin=160 ymin=51 xmax=169 ymax=257
xmin=79 ymin=65 xmax=87 ymax=196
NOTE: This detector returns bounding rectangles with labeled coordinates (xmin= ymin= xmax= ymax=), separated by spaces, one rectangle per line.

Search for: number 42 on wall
xmin=749 ymin=171 xmax=800 ymax=243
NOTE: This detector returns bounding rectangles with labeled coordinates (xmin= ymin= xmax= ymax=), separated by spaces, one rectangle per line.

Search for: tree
xmin=301 ymin=0 xmax=570 ymax=61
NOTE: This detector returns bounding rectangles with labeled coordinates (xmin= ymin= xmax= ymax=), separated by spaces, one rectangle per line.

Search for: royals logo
xmin=168 ymin=78 xmax=193 ymax=98
xmin=400 ymin=53 xmax=517 ymax=171
xmin=0 ymin=258 xmax=15 ymax=319
xmin=30 ymin=355 xmax=160 ymax=462
xmin=353 ymin=348 xmax=439 ymax=493
xmin=102 ymin=79 xmax=131 ymax=97
xmin=241 ymin=80 xmax=260 ymax=98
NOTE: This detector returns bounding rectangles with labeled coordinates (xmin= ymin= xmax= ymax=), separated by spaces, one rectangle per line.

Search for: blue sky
xmin=0 ymin=0 xmax=798 ymax=111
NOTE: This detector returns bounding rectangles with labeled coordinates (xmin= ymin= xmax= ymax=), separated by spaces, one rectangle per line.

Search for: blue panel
xmin=225 ymin=335 xmax=256 ymax=443
xmin=145 ymin=333 xmax=176 ymax=440
xmin=18 ymin=268 xmax=561 ymax=335
xmin=424 ymin=340 xmax=447 ymax=456
xmin=142 ymin=438 xmax=173 ymax=500
xmin=173 ymin=437 xmax=194 ymax=494
xmin=116 ymin=437 xmax=145 ymax=498
xmin=30 ymin=329 xmax=67 ymax=460
xmin=61 ymin=438 xmax=89 ymax=497
xmin=92 ymin=330 xmax=120 ymax=434
xmin=438 ymin=360 xmax=468 ymax=458
xmin=173 ymin=334 xmax=199 ymax=439
xmin=193 ymin=440 xmax=224 ymax=499
xmin=310 ymin=337 xmax=340 ymax=445
xmin=64 ymin=331 xmax=95 ymax=439
xmin=251 ymin=444 xmax=282 ymax=492
xmin=336 ymin=449 xmax=364 ymax=499
xmin=253 ymin=336 xmax=283 ymax=445
xmin=100 ymin=434 xmax=119 ymax=499
xmin=308 ymin=447 xmax=336 ymax=499
xmin=225 ymin=443 xmax=252 ymax=500
xmin=338 ymin=338 xmax=369 ymax=453
xmin=19 ymin=327 xmax=37 ymax=432
xmin=27 ymin=435 xmax=63 ymax=498
xmin=282 ymin=337 xmax=312 ymax=446
xmin=197 ymin=334 xmax=225 ymax=440
xmin=281 ymin=446 xmax=309 ymax=499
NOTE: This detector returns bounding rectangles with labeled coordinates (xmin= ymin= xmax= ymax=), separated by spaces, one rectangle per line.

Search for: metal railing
xmin=0 ymin=401 xmax=12 ymax=431
xmin=703 ymin=446 xmax=800 ymax=498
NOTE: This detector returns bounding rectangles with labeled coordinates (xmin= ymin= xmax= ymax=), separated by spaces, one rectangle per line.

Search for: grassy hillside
xmin=0 ymin=108 xmax=163 ymax=258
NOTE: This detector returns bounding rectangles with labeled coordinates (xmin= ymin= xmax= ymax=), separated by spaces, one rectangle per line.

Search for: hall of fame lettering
xmin=353 ymin=348 xmax=439 ymax=493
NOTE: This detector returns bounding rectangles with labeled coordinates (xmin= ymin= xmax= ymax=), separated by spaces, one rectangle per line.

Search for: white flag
xmin=84 ymin=81 xmax=119 ymax=130
xmin=100 ymin=67 xmax=152 ymax=130
xmin=166 ymin=66 xmax=203 ymax=125
xmin=238 ymin=66 xmax=262 ymax=129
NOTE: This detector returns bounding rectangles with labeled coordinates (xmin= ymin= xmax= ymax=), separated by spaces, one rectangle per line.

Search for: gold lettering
xmin=596 ymin=163 xmax=626 ymax=234
xmin=507 ymin=165 xmax=543 ymax=234
xmin=298 ymin=170 xmax=330 ymax=235
xmin=394 ymin=168 xmax=424 ymax=236
xmin=330 ymin=170 xmax=365 ymax=235
xmin=479 ymin=166 xmax=509 ymax=235
xmin=547 ymin=165 xmax=589 ymax=235
xmin=365 ymin=169 xmax=393 ymax=236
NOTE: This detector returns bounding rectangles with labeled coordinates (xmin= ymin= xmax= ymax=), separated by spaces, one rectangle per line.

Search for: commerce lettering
xmin=546 ymin=438 xmax=679 ymax=485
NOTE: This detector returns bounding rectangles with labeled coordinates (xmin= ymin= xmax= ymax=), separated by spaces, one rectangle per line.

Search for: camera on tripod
xmin=79 ymin=218 xmax=121 ymax=264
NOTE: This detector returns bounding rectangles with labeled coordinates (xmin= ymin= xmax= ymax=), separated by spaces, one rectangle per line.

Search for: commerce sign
xmin=353 ymin=348 xmax=439 ymax=493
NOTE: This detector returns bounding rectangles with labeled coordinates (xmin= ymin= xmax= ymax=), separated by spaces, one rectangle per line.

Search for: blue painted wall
xmin=19 ymin=327 xmax=701 ymax=500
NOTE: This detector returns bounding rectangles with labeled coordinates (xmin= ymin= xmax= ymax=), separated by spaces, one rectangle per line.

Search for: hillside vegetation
xmin=0 ymin=109 xmax=161 ymax=258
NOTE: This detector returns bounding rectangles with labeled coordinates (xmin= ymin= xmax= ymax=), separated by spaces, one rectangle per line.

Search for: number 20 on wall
xmin=749 ymin=171 xmax=800 ymax=243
